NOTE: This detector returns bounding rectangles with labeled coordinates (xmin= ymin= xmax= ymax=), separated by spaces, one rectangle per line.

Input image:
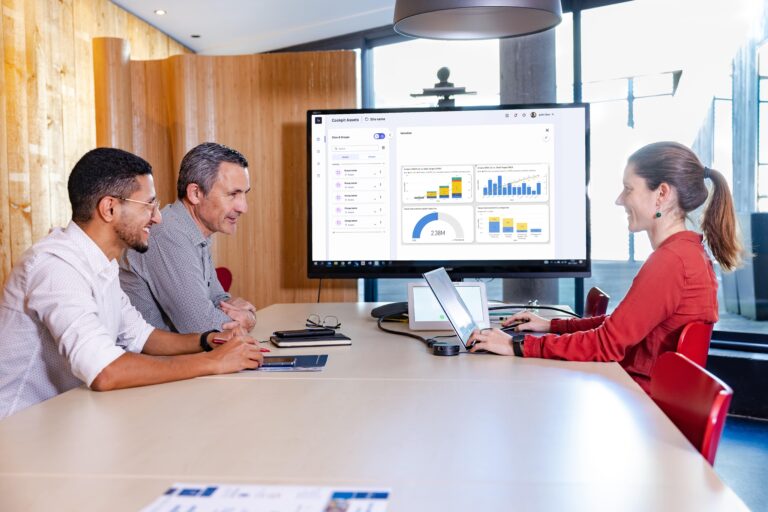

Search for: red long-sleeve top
xmin=523 ymin=231 xmax=718 ymax=393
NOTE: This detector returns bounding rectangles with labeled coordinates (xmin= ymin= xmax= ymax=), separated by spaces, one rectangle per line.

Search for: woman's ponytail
xmin=701 ymin=168 xmax=742 ymax=271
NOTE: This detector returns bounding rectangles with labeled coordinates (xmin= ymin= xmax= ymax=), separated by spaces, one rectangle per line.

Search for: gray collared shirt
xmin=119 ymin=200 xmax=232 ymax=333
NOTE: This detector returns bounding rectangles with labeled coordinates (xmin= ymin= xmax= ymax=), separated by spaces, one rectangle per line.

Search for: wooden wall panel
xmin=94 ymin=47 xmax=359 ymax=307
xmin=167 ymin=38 xmax=187 ymax=59
xmin=0 ymin=0 xmax=190 ymax=285
xmin=55 ymin=0 xmax=77 ymax=229
xmin=25 ymin=0 xmax=51 ymax=243
xmin=209 ymin=51 xmax=359 ymax=306
xmin=72 ymin=0 xmax=97 ymax=170
xmin=0 ymin=2 xmax=9 ymax=279
xmin=2 ymin=0 xmax=32 ymax=265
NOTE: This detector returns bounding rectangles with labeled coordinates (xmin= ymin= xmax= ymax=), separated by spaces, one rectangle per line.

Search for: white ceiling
xmin=111 ymin=0 xmax=396 ymax=54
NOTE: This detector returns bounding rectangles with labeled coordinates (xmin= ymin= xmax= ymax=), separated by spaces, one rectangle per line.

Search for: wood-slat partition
xmin=94 ymin=42 xmax=358 ymax=308
xmin=0 ymin=0 xmax=190 ymax=286
xmin=0 ymin=1 xmax=12 ymax=278
xmin=2 ymin=0 xmax=31 ymax=278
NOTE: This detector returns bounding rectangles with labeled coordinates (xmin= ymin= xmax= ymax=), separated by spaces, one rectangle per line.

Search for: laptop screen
xmin=422 ymin=267 xmax=479 ymax=347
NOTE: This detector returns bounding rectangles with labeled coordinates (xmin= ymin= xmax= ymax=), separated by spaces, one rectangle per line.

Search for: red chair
xmin=215 ymin=266 xmax=233 ymax=292
xmin=650 ymin=352 xmax=733 ymax=465
xmin=677 ymin=321 xmax=713 ymax=368
xmin=584 ymin=286 xmax=610 ymax=317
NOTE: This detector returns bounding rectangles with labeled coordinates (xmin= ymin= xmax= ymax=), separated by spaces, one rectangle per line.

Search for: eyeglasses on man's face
xmin=306 ymin=314 xmax=341 ymax=329
xmin=113 ymin=196 xmax=162 ymax=214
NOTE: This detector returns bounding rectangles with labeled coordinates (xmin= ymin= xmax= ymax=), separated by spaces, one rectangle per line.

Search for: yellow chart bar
xmin=451 ymin=178 xmax=462 ymax=197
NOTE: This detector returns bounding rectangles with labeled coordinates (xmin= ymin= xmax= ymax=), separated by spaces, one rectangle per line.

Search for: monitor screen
xmin=307 ymin=103 xmax=590 ymax=278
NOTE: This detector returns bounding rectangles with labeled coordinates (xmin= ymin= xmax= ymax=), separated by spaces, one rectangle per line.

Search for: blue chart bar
xmin=531 ymin=228 xmax=542 ymax=233
xmin=483 ymin=176 xmax=543 ymax=197
xmin=489 ymin=220 xmax=500 ymax=233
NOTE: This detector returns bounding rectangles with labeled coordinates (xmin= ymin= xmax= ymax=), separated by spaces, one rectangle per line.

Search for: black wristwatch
xmin=511 ymin=334 xmax=525 ymax=357
xmin=200 ymin=330 xmax=219 ymax=352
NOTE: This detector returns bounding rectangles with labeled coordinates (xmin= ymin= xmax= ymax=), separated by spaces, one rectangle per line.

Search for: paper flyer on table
xmin=140 ymin=483 xmax=390 ymax=512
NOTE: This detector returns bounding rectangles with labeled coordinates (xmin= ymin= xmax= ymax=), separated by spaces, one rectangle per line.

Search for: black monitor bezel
xmin=306 ymin=103 xmax=590 ymax=279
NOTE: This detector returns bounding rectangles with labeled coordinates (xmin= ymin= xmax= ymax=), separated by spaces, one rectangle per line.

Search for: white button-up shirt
xmin=0 ymin=222 xmax=154 ymax=418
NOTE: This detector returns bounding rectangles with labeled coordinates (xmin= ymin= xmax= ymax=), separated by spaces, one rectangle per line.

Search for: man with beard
xmin=120 ymin=142 xmax=257 ymax=334
xmin=0 ymin=148 xmax=263 ymax=419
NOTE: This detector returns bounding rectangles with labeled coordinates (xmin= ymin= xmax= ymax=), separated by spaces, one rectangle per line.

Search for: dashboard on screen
xmin=307 ymin=104 xmax=590 ymax=278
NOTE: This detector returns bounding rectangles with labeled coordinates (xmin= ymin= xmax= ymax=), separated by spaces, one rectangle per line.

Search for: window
xmin=712 ymin=75 xmax=733 ymax=192
xmin=282 ymin=1 xmax=768 ymax=343
xmin=580 ymin=0 xmax=750 ymax=311
xmin=758 ymin=41 xmax=768 ymax=212
xmin=372 ymin=39 xmax=500 ymax=108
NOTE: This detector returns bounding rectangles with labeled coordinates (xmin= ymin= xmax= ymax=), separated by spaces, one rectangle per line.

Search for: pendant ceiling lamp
xmin=393 ymin=0 xmax=563 ymax=39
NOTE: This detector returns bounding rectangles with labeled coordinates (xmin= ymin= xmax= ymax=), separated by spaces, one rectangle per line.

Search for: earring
xmin=655 ymin=211 xmax=662 ymax=218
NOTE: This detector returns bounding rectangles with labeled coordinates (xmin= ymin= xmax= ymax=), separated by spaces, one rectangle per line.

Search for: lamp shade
xmin=393 ymin=0 xmax=563 ymax=39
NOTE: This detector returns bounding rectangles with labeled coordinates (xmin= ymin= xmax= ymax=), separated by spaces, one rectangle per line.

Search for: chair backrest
xmin=677 ymin=322 xmax=713 ymax=368
xmin=584 ymin=286 xmax=610 ymax=317
xmin=215 ymin=266 xmax=233 ymax=292
xmin=650 ymin=352 xmax=733 ymax=465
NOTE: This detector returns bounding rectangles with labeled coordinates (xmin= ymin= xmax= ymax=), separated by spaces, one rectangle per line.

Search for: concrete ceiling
xmin=112 ymin=0 xmax=396 ymax=54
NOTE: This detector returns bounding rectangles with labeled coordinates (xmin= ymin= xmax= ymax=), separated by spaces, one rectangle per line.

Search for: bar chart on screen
xmin=476 ymin=204 xmax=549 ymax=243
xmin=401 ymin=165 xmax=473 ymax=203
xmin=476 ymin=164 xmax=549 ymax=203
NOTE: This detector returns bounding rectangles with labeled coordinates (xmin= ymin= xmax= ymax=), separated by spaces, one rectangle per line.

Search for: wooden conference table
xmin=0 ymin=303 xmax=748 ymax=511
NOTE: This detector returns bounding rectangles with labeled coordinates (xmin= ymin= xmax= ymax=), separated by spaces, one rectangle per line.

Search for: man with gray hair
xmin=120 ymin=142 xmax=257 ymax=334
xmin=0 ymin=147 xmax=262 ymax=418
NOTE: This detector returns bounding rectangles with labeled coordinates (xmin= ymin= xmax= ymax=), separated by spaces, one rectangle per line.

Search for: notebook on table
xmin=270 ymin=333 xmax=351 ymax=348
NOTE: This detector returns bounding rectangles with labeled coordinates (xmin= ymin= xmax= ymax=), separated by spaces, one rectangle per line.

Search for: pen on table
xmin=212 ymin=337 xmax=270 ymax=352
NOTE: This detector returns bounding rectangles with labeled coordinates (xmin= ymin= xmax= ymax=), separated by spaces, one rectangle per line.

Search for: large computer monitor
xmin=307 ymin=103 xmax=590 ymax=278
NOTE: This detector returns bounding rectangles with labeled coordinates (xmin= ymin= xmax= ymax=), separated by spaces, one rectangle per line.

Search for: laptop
xmin=422 ymin=267 xmax=480 ymax=350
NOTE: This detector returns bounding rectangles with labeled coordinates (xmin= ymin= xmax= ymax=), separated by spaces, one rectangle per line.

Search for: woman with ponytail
xmin=468 ymin=141 xmax=742 ymax=393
